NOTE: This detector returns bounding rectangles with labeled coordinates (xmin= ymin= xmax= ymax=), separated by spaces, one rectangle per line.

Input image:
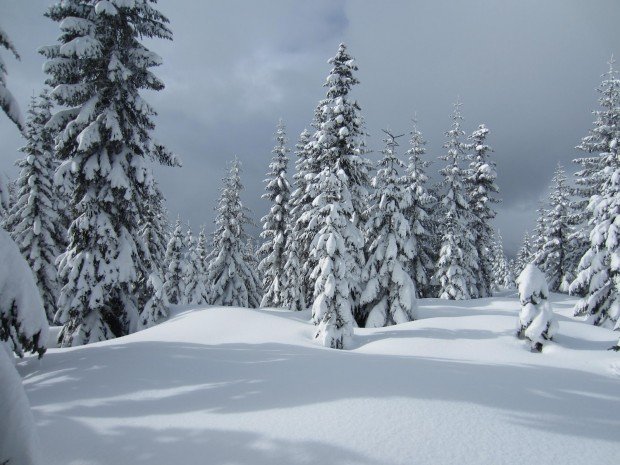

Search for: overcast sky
xmin=1 ymin=0 xmax=619 ymax=256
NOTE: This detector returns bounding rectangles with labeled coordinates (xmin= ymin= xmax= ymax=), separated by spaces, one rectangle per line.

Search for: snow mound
xmin=17 ymin=296 xmax=620 ymax=465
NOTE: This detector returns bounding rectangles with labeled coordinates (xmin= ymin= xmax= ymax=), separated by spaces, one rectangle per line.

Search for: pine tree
xmin=0 ymin=26 xmax=48 ymax=359
xmin=570 ymin=158 xmax=620 ymax=328
xmin=433 ymin=101 xmax=478 ymax=300
xmin=404 ymin=117 xmax=436 ymax=297
xmin=288 ymin=128 xmax=317 ymax=304
xmin=466 ymin=123 xmax=499 ymax=298
xmin=280 ymin=232 xmax=306 ymax=311
xmin=3 ymin=90 xmax=66 ymax=323
xmin=258 ymin=120 xmax=292 ymax=307
xmin=183 ymin=223 xmax=208 ymax=305
xmin=531 ymin=204 xmax=548 ymax=264
xmin=305 ymin=160 xmax=359 ymax=348
xmin=537 ymin=165 xmax=572 ymax=292
xmin=572 ymin=58 xmax=620 ymax=239
xmin=207 ymin=159 xmax=262 ymax=308
xmin=42 ymin=0 xmax=178 ymax=346
xmin=360 ymin=130 xmax=416 ymax=327
xmin=514 ymin=231 xmax=534 ymax=278
xmin=490 ymin=229 xmax=510 ymax=290
xmin=302 ymin=43 xmax=371 ymax=322
xmin=0 ymin=26 xmax=23 ymax=131
xmin=162 ymin=218 xmax=186 ymax=305
xmin=516 ymin=264 xmax=557 ymax=352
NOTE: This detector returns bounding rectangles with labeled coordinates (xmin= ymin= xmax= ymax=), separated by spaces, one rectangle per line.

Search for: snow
xmin=15 ymin=293 xmax=620 ymax=465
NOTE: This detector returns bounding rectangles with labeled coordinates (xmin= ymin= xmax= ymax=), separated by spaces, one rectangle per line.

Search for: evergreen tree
xmin=531 ymin=204 xmax=548 ymax=264
xmin=4 ymin=90 xmax=65 ymax=323
xmin=288 ymin=128 xmax=317 ymax=304
xmin=466 ymin=124 xmax=499 ymax=298
xmin=433 ymin=102 xmax=478 ymax=300
xmin=305 ymin=159 xmax=359 ymax=348
xmin=0 ymin=28 xmax=48 ymax=358
xmin=183 ymin=223 xmax=208 ymax=305
xmin=360 ymin=130 xmax=416 ymax=327
xmin=280 ymin=232 xmax=307 ymax=311
xmin=162 ymin=218 xmax=185 ymax=305
xmin=303 ymin=43 xmax=371 ymax=322
xmin=42 ymin=0 xmax=178 ymax=346
xmin=404 ymin=117 xmax=436 ymax=297
xmin=207 ymin=159 xmax=262 ymax=308
xmin=490 ymin=229 xmax=510 ymax=290
xmin=0 ymin=26 xmax=23 ymax=131
xmin=516 ymin=264 xmax=558 ymax=352
xmin=258 ymin=120 xmax=292 ymax=307
xmin=514 ymin=231 xmax=534 ymax=277
xmin=537 ymin=165 xmax=572 ymax=292
xmin=570 ymin=154 xmax=620 ymax=328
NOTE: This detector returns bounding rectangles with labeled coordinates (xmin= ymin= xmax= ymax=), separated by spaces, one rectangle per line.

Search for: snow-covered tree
xmin=288 ymin=128 xmax=317 ymax=304
xmin=42 ymin=0 xmax=179 ymax=346
xmin=0 ymin=26 xmax=48 ymax=359
xmin=536 ymin=165 xmax=572 ymax=292
xmin=490 ymin=229 xmax=510 ymax=290
xmin=162 ymin=218 xmax=186 ymax=305
xmin=404 ymin=117 xmax=436 ymax=297
xmin=572 ymin=58 xmax=620 ymax=237
xmin=138 ymin=272 xmax=168 ymax=329
xmin=466 ymin=124 xmax=499 ymax=298
xmin=258 ymin=120 xmax=292 ymax=307
xmin=531 ymin=204 xmax=548 ymax=263
xmin=0 ymin=26 xmax=23 ymax=131
xmin=3 ymin=90 xmax=65 ymax=323
xmin=433 ymin=101 xmax=478 ymax=300
xmin=306 ymin=163 xmax=359 ymax=348
xmin=513 ymin=231 xmax=534 ymax=278
xmin=303 ymin=43 xmax=371 ymax=322
xmin=182 ymin=223 xmax=206 ymax=305
xmin=280 ymin=232 xmax=306 ymax=311
xmin=516 ymin=264 xmax=557 ymax=352
xmin=360 ymin=130 xmax=416 ymax=327
xmin=207 ymin=159 xmax=262 ymax=308
xmin=570 ymin=161 xmax=620 ymax=329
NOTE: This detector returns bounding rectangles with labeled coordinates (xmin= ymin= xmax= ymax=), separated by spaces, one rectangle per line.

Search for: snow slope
xmin=17 ymin=292 xmax=620 ymax=465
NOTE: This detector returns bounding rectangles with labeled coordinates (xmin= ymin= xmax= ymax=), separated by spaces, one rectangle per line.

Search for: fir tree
xmin=207 ymin=159 xmax=262 ymax=308
xmin=4 ymin=90 xmax=66 ymax=323
xmin=531 ymin=204 xmax=548 ymax=264
xmin=42 ymin=0 xmax=178 ymax=346
xmin=404 ymin=117 xmax=436 ymax=297
xmin=258 ymin=120 xmax=292 ymax=307
xmin=0 ymin=28 xmax=48 ymax=358
xmin=183 ymin=223 xmax=208 ymax=305
xmin=466 ymin=124 xmax=499 ymax=298
xmin=490 ymin=229 xmax=510 ymax=290
xmin=514 ymin=231 xmax=534 ymax=278
xmin=537 ymin=165 xmax=572 ymax=292
xmin=360 ymin=130 xmax=416 ymax=327
xmin=162 ymin=218 xmax=186 ymax=305
xmin=433 ymin=101 xmax=478 ymax=300
xmin=280 ymin=232 xmax=306 ymax=311
xmin=570 ymin=157 xmax=620 ymax=328
xmin=288 ymin=128 xmax=317 ymax=304
xmin=303 ymin=43 xmax=371 ymax=321
xmin=306 ymin=161 xmax=359 ymax=348
xmin=516 ymin=264 xmax=557 ymax=352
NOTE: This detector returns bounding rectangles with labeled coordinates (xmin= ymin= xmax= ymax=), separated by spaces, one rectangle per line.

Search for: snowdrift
xmin=17 ymin=293 xmax=620 ymax=465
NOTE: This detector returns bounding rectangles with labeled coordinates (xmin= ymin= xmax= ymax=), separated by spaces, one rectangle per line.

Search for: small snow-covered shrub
xmin=516 ymin=264 xmax=558 ymax=352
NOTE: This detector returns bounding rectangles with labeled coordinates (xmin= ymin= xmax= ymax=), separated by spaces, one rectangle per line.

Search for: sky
xmin=1 ymin=0 xmax=619 ymax=256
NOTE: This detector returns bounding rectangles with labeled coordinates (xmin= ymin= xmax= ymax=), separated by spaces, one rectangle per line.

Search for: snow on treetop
xmin=516 ymin=263 xmax=549 ymax=303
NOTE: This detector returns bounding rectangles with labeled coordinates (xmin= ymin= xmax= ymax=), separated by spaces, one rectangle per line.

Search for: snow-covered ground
xmin=17 ymin=292 xmax=620 ymax=465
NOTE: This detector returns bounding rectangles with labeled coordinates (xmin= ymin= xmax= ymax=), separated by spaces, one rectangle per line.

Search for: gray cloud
xmin=1 ymin=0 xmax=619 ymax=256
